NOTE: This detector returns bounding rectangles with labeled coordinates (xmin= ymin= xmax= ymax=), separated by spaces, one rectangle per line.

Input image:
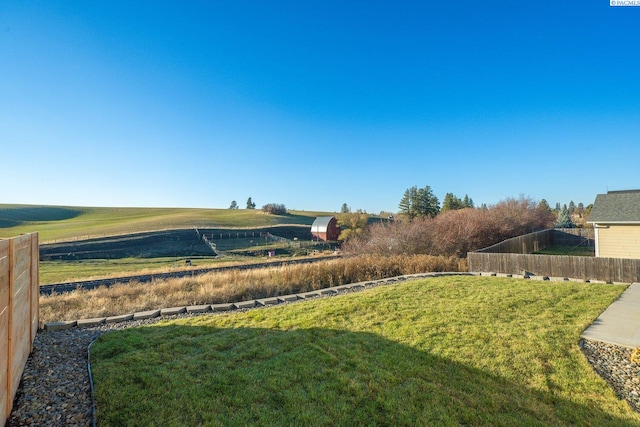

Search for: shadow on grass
xmin=0 ymin=206 xmax=81 ymax=228
xmin=91 ymin=325 xmax=637 ymax=426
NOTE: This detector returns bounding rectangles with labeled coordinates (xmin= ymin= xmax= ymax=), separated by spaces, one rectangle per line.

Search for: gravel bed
xmin=7 ymin=286 xmax=368 ymax=427
xmin=581 ymin=339 xmax=640 ymax=412
xmin=7 ymin=317 xmax=163 ymax=427
xmin=7 ymin=280 xmax=640 ymax=425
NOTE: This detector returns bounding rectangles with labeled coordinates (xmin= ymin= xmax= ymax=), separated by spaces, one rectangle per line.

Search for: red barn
xmin=311 ymin=216 xmax=340 ymax=241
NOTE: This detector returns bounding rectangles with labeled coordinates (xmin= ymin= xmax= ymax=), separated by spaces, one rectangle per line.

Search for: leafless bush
xmin=344 ymin=196 xmax=554 ymax=257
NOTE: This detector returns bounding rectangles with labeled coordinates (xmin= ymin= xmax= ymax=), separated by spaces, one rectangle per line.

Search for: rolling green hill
xmin=0 ymin=204 xmax=332 ymax=242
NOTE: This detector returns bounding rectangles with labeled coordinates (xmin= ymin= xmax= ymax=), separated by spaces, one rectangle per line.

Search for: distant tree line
xmin=397 ymin=186 xmax=475 ymax=220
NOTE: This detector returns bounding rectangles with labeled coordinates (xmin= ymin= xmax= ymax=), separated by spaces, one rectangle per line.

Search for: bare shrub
xmin=262 ymin=203 xmax=287 ymax=215
xmin=344 ymin=196 xmax=554 ymax=257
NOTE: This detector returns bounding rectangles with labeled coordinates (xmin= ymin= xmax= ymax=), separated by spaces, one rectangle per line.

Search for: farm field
xmin=0 ymin=204 xmax=330 ymax=242
xmin=37 ymin=225 xmax=332 ymax=283
xmin=0 ymin=204 xmax=343 ymax=283
xmin=91 ymin=276 xmax=640 ymax=426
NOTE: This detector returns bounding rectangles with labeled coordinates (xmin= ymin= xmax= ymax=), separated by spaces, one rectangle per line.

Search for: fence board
xmin=0 ymin=240 xmax=9 ymax=425
xmin=30 ymin=234 xmax=39 ymax=343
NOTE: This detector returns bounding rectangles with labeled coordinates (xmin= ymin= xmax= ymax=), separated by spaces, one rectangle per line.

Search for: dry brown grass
xmin=40 ymin=254 xmax=465 ymax=322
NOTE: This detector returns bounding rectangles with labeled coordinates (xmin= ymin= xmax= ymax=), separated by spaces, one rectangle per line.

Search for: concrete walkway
xmin=582 ymin=283 xmax=640 ymax=348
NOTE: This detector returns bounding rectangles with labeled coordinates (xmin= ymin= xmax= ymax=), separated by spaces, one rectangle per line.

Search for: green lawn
xmin=0 ymin=205 xmax=331 ymax=242
xmin=91 ymin=276 xmax=640 ymax=426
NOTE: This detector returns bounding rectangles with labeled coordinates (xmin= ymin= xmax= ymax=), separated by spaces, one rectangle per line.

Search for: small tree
xmin=337 ymin=210 xmax=368 ymax=241
xmin=340 ymin=203 xmax=350 ymax=214
xmin=554 ymin=205 xmax=575 ymax=228
xmin=246 ymin=197 xmax=256 ymax=209
xmin=229 ymin=200 xmax=239 ymax=209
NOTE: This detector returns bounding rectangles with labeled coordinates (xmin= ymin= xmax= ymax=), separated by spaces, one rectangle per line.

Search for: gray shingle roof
xmin=588 ymin=190 xmax=640 ymax=223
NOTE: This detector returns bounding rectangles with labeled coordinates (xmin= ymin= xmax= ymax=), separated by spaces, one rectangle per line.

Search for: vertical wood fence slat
xmin=1 ymin=239 xmax=10 ymax=425
xmin=1 ymin=233 xmax=39 ymax=427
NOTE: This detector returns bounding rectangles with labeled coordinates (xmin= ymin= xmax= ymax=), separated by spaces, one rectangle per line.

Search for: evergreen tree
xmin=568 ymin=200 xmax=576 ymax=215
xmin=442 ymin=193 xmax=463 ymax=212
xmin=246 ymin=197 xmax=256 ymax=209
xmin=340 ymin=203 xmax=350 ymax=213
xmin=229 ymin=200 xmax=239 ymax=209
xmin=537 ymin=199 xmax=551 ymax=213
xmin=554 ymin=205 xmax=575 ymax=228
xmin=416 ymin=186 xmax=440 ymax=218
xmin=399 ymin=186 xmax=418 ymax=219
xmin=463 ymin=194 xmax=474 ymax=208
xmin=399 ymin=185 xmax=439 ymax=219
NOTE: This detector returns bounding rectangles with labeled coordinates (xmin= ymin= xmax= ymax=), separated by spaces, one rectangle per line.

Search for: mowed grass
xmin=0 ymin=205 xmax=328 ymax=242
xmin=91 ymin=276 xmax=640 ymax=426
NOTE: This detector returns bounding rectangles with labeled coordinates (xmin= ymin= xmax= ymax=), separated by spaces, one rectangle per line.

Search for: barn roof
xmin=588 ymin=190 xmax=640 ymax=223
xmin=311 ymin=216 xmax=336 ymax=232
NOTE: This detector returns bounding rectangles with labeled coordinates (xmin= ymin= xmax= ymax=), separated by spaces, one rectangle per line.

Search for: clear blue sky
xmin=1 ymin=1 xmax=639 ymax=213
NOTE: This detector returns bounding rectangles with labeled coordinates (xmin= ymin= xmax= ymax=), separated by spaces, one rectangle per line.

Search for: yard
xmin=90 ymin=276 xmax=640 ymax=426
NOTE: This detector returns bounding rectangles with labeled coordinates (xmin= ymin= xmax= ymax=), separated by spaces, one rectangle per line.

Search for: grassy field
xmin=0 ymin=204 xmax=331 ymax=242
xmin=91 ymin=276 xmax=640 ymax=426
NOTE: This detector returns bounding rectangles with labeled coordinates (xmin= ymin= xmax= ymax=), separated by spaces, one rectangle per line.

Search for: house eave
xmin=588 ymin=221 xmax=640 ymax=225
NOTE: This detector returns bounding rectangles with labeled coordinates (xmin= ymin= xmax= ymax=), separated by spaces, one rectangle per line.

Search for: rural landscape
xmin=3 ymin=1 xmax=640 ymax=425
xmin=3 ymin=193 xmax=640 ymax=425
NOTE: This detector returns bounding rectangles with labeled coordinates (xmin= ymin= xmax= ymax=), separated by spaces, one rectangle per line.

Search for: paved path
xmin=582 ymin=283 xmax=640 ymax=348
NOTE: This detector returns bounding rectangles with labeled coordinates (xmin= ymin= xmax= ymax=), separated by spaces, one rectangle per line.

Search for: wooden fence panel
xmin=0 ymin=240 xmax=9 ymax=425
xmin=9 ymin=235 xmax=33 ymax=417
xmin=1 ymin=233 xmax=38 ymax=427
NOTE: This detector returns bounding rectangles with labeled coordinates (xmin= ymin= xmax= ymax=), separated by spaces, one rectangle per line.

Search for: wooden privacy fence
xmin=468 ymin=252 xmax=640 ymax=283
xmin=1 ymin=233 xmax=39 ymax=426
xmin=468 ymin=228 xmax=640 ymax=283
xmin=473 ymin=228 xmax=594 ymax=255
